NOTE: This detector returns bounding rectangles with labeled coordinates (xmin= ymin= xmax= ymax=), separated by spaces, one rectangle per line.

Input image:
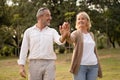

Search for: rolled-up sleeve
xmin=53 ymin=29 xmax=65 ymax=45
xmin=17 ymin=30 xmax=29 ymax=65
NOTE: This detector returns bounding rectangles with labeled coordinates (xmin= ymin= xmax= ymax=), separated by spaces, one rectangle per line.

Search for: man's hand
xmin=19 ymin=65 xmax=26 ymax=78
xmin=59 ymin=22 xmax=70 ymax=43
xmin=59 ymin=22 xmax=70 ymax=37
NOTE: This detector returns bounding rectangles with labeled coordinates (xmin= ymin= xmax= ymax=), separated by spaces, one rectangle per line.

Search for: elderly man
xmin=18 ymin=7 xmax=68 ymax=80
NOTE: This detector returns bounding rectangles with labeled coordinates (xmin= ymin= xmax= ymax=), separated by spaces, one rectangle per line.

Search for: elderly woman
xmin=61 ymin=11 xmax=102 ymax=80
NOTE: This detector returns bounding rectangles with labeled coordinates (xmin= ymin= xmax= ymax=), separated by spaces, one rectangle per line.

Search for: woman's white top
xmin=80 ymin=33 xmax=98 ymax=65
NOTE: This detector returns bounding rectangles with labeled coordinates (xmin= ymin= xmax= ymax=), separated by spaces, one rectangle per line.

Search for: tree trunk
xmin=109 ymin=37 xmax=116 ymax=48
xmin=117 ymin=41 xmax=120 ymax=47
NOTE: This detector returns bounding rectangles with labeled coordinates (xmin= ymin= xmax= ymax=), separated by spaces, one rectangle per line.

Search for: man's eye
xmin=46 ymin=15 xmax=49 ymax=17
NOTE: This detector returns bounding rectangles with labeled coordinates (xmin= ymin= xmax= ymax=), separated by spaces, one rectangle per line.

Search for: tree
xmin=8 ymin=0 xmax=78 ymax=56
xmin=0 ymin=0 xmax=11 ymax=26
xmin=79 ymin=0 xmax=120 ymax=48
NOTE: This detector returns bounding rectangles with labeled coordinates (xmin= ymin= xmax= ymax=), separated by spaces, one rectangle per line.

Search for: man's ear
xmin=37 ymin=14 xmax=43 ymax=20
xmin=37 ymin=16 xmax=42 ymax=22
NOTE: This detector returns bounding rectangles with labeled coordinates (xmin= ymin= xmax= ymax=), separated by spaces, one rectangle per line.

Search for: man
xmin=18 ymin=7 xmax=68 ymax=80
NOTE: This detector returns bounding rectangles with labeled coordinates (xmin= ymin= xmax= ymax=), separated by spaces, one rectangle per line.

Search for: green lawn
xmin=0 ymin=48 xmax=120 ymax=80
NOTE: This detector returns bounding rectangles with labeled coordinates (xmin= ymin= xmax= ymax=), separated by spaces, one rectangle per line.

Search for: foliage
xmin=0 ymin=45 xmax=14 ymax=56
xmin=84 ymin=0 xmax=120 ymax=48
xmin=0 ymin=0 xmax=120 ymax=56
xmin=59 ymin=45 xmax=65 ymax=54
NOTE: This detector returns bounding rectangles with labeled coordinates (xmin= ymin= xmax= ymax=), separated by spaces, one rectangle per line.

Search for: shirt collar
xmin=33 ymin=24 xmax=49 ymax=31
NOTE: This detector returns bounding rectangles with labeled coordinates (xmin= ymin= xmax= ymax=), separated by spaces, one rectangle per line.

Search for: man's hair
xmin=36 ymin=7 xmax=49 ymax=18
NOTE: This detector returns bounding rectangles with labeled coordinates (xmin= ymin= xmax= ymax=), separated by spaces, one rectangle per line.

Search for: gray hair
xmin=36 ymin=7 xmax=49 ymax=18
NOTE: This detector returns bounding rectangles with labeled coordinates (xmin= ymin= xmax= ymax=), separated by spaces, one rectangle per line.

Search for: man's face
xmin=38 ymin=9 xmax=52 ymax=26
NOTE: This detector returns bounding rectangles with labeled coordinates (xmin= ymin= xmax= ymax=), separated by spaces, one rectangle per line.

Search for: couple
xmin=18 ymin=7 xmax=102 ymax=80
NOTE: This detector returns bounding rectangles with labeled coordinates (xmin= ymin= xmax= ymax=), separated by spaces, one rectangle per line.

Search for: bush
xmin=0 ymin=45 xmax=13 ymax=56
xmin=59 ymin=46 xmax=65 ymax=54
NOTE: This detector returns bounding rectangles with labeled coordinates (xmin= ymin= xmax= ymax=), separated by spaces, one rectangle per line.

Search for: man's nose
xmin=50 ymin=16 xmax=52 ymax=20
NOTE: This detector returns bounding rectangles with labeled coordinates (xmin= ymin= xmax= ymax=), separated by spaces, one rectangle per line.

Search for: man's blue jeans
xmin=74 ymin=64 xmax=98 ymax=80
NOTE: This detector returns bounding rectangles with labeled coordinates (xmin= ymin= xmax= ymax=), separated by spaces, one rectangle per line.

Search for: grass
xmin=0 ymin=48 xmax=120 ymax=80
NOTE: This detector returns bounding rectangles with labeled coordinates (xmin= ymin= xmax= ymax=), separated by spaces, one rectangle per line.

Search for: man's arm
xmin=59 ymin=36 xmax=66 ymax=43
xmin=59 ymin=22 xmax=70 ymax=43
xmin=59 ymin=28 xmax=68 ymax=43
xmin=18 ymin=30 xmax=29 ymax=78
xmin=60 ymin=22 xmax=76 ymax=44
xmin=53 ymin=22 xmax=70 ymax=45
xmin=53 ymin=29 xmax=66 ymax=45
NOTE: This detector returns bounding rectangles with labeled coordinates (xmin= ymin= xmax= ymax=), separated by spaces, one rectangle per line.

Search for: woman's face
xmin=76 ymin=14 xmax=88 ymax=30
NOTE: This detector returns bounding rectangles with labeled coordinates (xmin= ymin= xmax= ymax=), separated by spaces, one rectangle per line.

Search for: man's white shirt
xmin=18 ymin=25 xmax=64 ymax=65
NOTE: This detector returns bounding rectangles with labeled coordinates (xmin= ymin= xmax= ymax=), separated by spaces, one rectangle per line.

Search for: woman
xmin=62 ymin=11 xmax=102 ymax=80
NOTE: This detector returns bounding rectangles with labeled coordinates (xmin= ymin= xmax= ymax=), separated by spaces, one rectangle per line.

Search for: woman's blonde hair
xmin=75 ymin=11 xmax=91 ymax=31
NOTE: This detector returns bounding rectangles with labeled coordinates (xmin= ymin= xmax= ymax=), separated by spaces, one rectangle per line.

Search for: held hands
xmin=59 ymin=22 xmax=70 ymax=39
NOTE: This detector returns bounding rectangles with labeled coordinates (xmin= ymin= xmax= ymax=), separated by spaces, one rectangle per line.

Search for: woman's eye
xmin=81 ymin=17 xmax=85 ymax=20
